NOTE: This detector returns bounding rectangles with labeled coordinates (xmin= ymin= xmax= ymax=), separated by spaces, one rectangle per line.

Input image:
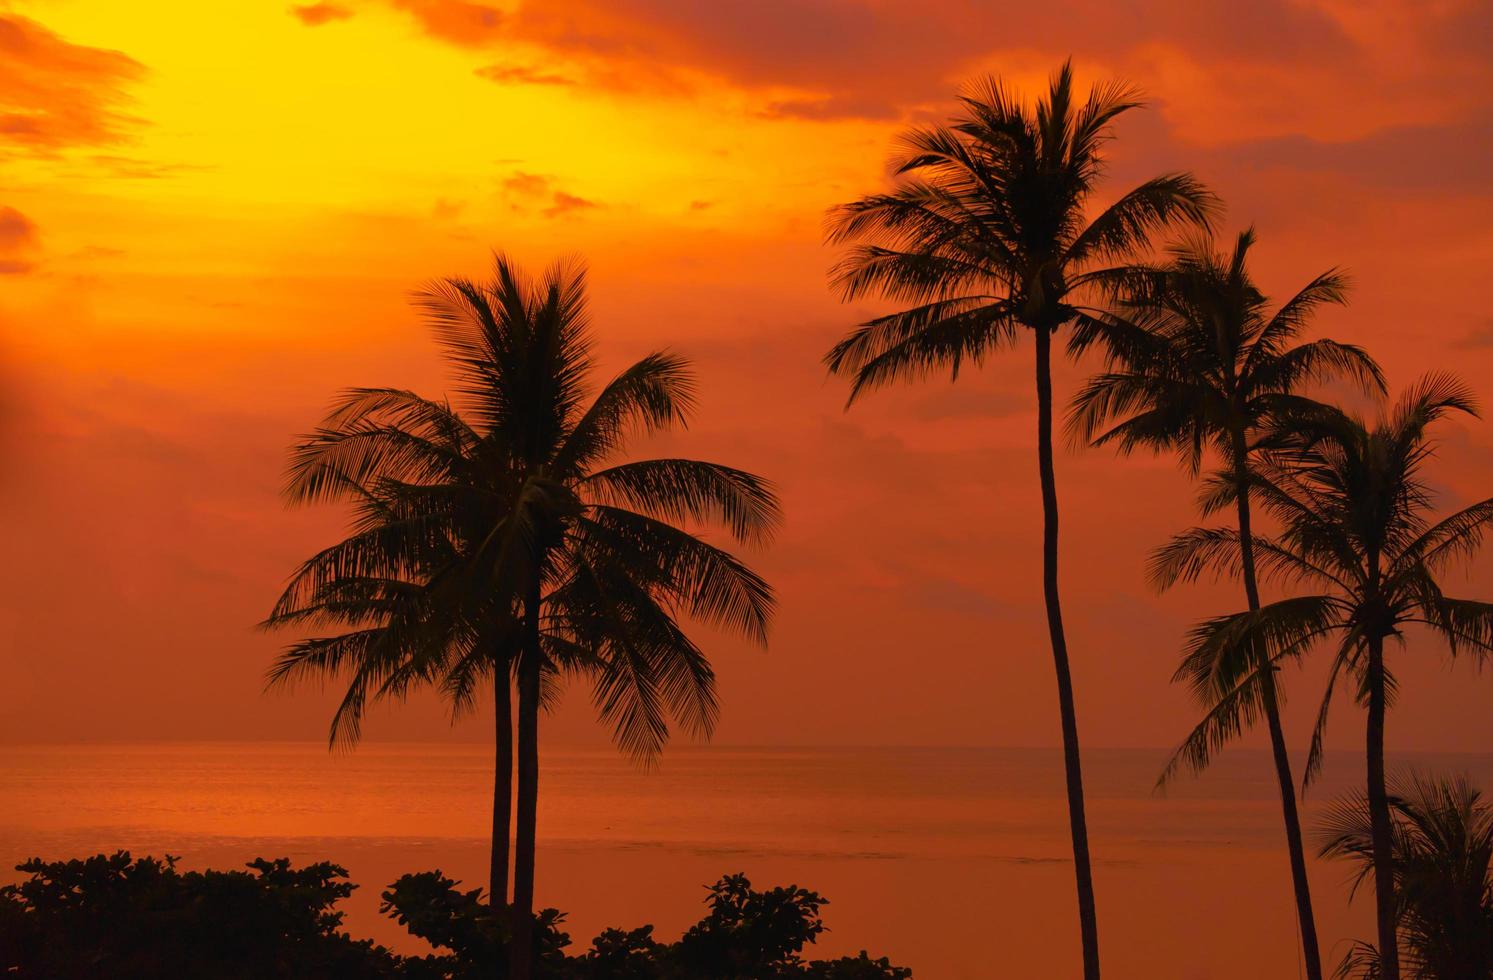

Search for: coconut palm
xmin=1152 ymin=376 xmax=1493 ymax=980
xmin=266 ymin=255 xmax=780 ymax=980
xmin=1318 ymin=772 xmax=1493 ymax=978
xmin=822 ymin=60 xmax=1216 ymax=978
xmin=1068 ymin=228 xmax=1383 ymax=980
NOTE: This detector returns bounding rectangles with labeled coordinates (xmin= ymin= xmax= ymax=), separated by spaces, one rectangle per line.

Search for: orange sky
xmin=2 ymin=0 xmax=1491 ymax=757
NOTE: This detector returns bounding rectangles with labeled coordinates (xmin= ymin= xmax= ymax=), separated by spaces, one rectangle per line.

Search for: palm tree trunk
xmin=1365 ymin=634 xmax=1399 ymax=980
xmin=509 ymin=586 xmax=542 ymax=980
xmin=1230 ymin=432 xmax=1323 ymax=980
xmin=490 ymin=645 xmax=512 ymax=909
xmin=1034 ymin=325 xmax=1100 ymax=980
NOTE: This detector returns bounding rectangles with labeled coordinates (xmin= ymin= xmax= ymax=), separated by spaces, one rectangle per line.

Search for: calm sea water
xmin=3 ymin=743 xmax=1489 ymax=978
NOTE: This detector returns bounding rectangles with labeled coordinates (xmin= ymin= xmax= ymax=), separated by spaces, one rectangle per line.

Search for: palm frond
xmin=584 ymin=459 xmax=781 ymax=546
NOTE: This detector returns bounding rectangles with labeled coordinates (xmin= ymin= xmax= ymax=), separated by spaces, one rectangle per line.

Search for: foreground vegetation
xmin=1319 ymin=773 xmax=1493 ymax=979
xmin=0 ymin=854 xmax=907 ymax=980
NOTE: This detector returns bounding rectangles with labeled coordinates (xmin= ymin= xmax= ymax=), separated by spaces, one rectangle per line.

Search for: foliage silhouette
xmin=1153 ymin=376 xmax=1493 ymax=980
xmin=0 ymin=855 xmax=909 ymax=980
xmin=0 ymin=852 xmax=397 ymax=979
xmin=264 ymin=255 xmax=780 ymax=979
xmin=1317 ymin=773 xmax=1493 ymax=979
xmin=675 ymin=873 xmax=827 ymax=977
xmin=822 ymin=59 xmax=1217 ymax=979
xmin=1071 ymin=227 xmax=1383 ymax=980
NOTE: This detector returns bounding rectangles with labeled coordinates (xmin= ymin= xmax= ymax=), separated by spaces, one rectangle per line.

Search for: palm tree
xmin=822 ymin=61 xmax=1216 ymax=978
xmin=1152 ymin=376 xmax=1493 ymax=980
xmin=1068 ymin=228 xmax=1383 ymax=980
xmin=266 ymin=255 xmax=780 ymax=980
xmin=1318 ymin=772 xmax=1493 ymax=978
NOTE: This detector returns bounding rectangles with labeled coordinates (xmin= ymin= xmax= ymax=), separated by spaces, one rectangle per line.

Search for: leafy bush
xmin=0 ymin=852 xmax=397 ymax=979
xmin=0 ymin=855 xmax=910 ymax=979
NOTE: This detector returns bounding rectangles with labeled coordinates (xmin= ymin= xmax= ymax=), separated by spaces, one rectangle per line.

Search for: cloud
xmin=0 ymin=14 xmax=146 ymax=154
xmin=912 ymin=576 xmax=1012 ymax=621
xmin=0 ymin=206 xmax=39 ymax=274
xmin=290 ymin=3 xmax=354 ymax=26
xmin=502 ymin=170 xmax=551 ymax=196
xmin=391 ymin=0 xmax=503 ymax=46
xmin=432 ymin=197 xmax=465 ymax=220
xmin=498 ymin=171 xmax=600 ymax=219
xmin=1454 ymin=320 xmax=1493 ymax=350
xmin=907 ymin=385 xmax=1026 ymax=422
xmin=474 ymin=63 xmax=574 ymax=86
xmin=543 ymin=190 xmax=597 ymax=217
xmin=87 ymin=154 xmax=208 ymax=179
xmin=366 ymin=0 xmax=1492 ymax=155
xmin=1215 ymin=112 xmax=1493 ymax=193
xmin=372 ymin=0 xmax=1356 ymax=122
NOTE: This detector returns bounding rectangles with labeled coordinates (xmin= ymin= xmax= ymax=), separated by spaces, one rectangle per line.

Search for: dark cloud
xmin=1216 ymin=112 xmax=1493 ymax=193
xmin=290 ymin=3 xmax=354 ymax=26
xmin=0 ymin=15 xmax=145 ymax=153
xmin=381 ymin=0 xmax=1362 ymax=122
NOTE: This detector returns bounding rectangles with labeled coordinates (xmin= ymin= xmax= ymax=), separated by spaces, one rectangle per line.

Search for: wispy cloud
xmin=543 ymin=190 xmax=597 ymax=217
xmin=475 ymin=63 xmax=574 ymax=86
xmin=0 ymin=14 xmax=146 ymax=154
xmin=500 ymin=171 xmax=600 ymax=219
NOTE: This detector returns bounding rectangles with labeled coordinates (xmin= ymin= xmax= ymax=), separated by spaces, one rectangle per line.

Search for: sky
xmin=2 ymin=0 xmax=1491 ymax=758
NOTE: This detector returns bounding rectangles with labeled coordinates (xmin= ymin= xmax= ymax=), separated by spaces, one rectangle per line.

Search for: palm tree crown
xmin=1068 ymin=227 xmax=1381 ymax=472
xmin=266 ymin=257 xmax=778 ymax=754
xmin=824 ymin=60 xmax=1216 ymax=396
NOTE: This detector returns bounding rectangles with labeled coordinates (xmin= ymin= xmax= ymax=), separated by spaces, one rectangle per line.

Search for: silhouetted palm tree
xmin=1153 ymin=376 xmax=1493 ymax=980
xmin=266 ymin=255 xmax=779 ymax=980
xmin=1318 ymin=772 xmax=1493 ymax=978
xmin=1069 ymin=228 xmax=1382 ymax=980
xmin=822 ymin=61 xmax=1216 ymax=979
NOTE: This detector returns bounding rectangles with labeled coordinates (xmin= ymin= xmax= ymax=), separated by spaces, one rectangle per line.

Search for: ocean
xmin=3 ymin=742 xmax=1488 ymax=978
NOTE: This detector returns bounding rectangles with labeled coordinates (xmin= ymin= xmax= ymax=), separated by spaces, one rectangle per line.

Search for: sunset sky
xmin=3 ymin=0 xmax=1491 ymax=756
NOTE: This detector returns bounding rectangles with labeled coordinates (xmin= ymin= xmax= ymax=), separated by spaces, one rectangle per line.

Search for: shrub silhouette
xmin=0 ymin=855 xmax=910 ymax=979
xmin=0 ymin=852 xmax=397 ymax=979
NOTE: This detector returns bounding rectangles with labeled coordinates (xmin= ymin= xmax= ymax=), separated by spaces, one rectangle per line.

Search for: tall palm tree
xmin=822 ymin=61 xmax=1216 ymax=978
xmin=1318 ymin=772 xmax=1493 ymax=979
xmin=1068 ymin=228 xmax=1383 ymax=980
xmin=266 ymin=255 xmax=780 ymax=980
xmin=1152 ymin=376 xmax=1493 ymax=980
